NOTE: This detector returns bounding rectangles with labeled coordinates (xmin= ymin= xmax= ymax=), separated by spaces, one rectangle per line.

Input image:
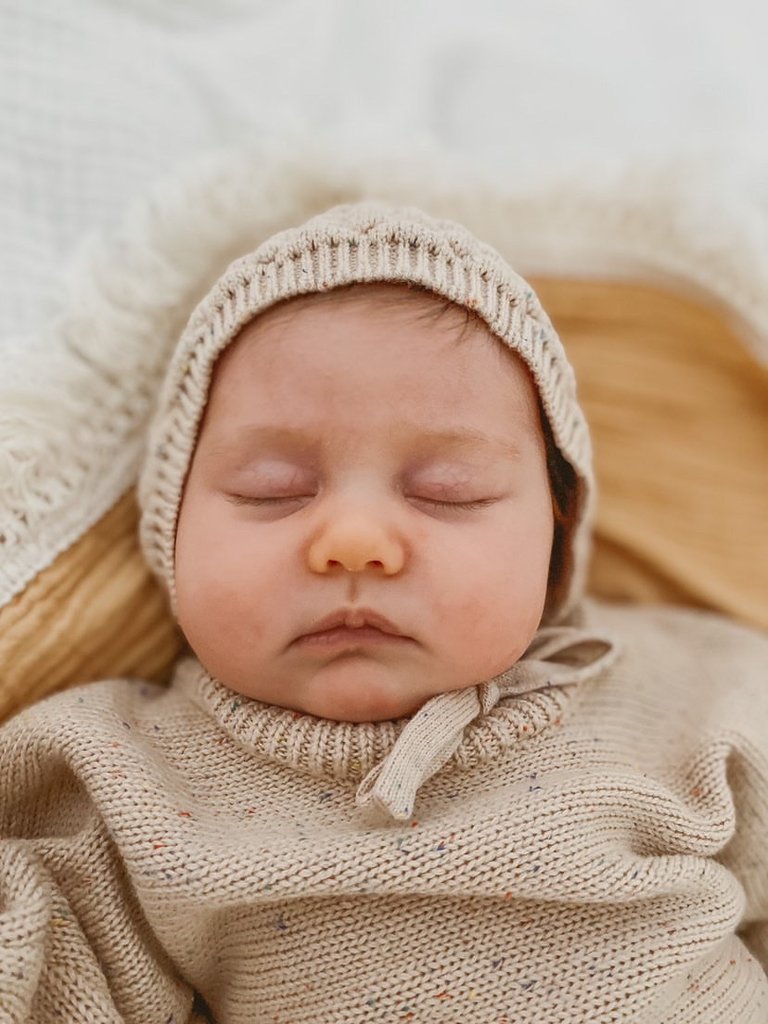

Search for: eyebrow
xmin=411 ymin=426 xmax=526 ymax=460
xmin=203 ymin=424 xmax=527 ymax=464
xmin=203 ymin=427 xmax=318 ymax=464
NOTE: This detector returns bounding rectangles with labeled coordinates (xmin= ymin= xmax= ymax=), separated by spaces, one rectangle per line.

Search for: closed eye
xmin=413 ymin=497 xmax=498 ymax=512
xmin=226 ymin=495 xmax=498 ymax=512
xmin=226 ymin=495 xmax=309 ymax=507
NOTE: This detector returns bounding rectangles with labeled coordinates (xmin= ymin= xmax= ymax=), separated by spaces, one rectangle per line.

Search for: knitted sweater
xmin=1 ymin=600 xmax=767 ymax=1023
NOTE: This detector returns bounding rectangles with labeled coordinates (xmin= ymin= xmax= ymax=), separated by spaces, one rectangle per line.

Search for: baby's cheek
xmin=433 ymin=549 xmax=545 ymax=666
xmin=430 ymin=588 xmax=503 ymax=661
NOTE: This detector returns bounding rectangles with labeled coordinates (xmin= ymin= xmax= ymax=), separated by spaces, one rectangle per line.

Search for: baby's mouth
xmin=296 ymin=625 xmax=410 ymax=650
xmin=294 ymin=608 xmax=415 ymax=651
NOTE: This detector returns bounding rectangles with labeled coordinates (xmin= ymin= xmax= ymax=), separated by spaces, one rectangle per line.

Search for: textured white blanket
xmin=3 ymin=0 xmax=768 ymax=340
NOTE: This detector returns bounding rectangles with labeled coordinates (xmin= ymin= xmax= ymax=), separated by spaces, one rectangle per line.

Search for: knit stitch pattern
xmin=1 ymin=601 xmax=767 ymax=1022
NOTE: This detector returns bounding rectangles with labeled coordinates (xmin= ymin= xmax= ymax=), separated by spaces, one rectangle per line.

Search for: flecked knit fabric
xmin=1 ymin=600 xmax=767 ymax=1022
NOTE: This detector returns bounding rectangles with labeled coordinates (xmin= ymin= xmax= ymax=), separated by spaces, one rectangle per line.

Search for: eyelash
xmin=424 ymin=498 xmax=495 ymax=512
xmin=227 ymin=495 xmax=495 ymax=512
xmin=228 ymin=495 xmax=296 ymax=505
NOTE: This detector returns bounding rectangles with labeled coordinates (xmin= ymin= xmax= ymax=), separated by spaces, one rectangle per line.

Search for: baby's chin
xmin=282 ymin=649 xmax=528 ymax=723
xmin=211 ymin=655 xmax=483 ymax=724
xmin=282 ymin=658 xmax=448 ymax=724
xmin=296 ymin=663 xmax=423 ymax=723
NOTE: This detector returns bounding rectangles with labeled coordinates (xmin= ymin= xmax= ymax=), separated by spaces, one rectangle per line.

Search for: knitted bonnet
xmin=138 ymin=201 xmax=593 ymax=625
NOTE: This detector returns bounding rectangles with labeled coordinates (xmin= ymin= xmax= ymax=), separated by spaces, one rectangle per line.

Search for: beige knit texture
xmin=138 ymin=202 xmax=592 ymax=624
xmin=1 ymin=600 xmax=767 ymax=1022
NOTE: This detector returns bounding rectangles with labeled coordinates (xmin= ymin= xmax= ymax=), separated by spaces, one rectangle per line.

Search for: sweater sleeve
xmin=719 ymin=732 xmax=768 ymax=976
xmin=0 ymin=704 xmax=196 ymax=1023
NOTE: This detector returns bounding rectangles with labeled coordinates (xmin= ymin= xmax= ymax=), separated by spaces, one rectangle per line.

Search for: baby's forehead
xmin=214 ymin=281 xmax=531 ymax=389
xmin=218 ymin=281 xmax=533 ymax=388
xmin=194 ymin=284 xmax=546 ymax=468
xmin=235 ymin=281 xmax=485 ymax=347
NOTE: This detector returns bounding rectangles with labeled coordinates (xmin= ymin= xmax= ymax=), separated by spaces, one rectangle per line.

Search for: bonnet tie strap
xmin=354 ymin=626 xmax=618 ymax=822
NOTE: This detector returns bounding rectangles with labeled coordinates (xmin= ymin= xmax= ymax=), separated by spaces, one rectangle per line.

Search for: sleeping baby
xmin=1 ymin=202 xmax=767 ymax=1023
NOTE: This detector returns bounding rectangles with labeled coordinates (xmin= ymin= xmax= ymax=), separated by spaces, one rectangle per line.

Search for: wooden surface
xmin=0 ymin=491 xmax=182 ymax=722
xmin=532 ymin=277 xmax=768 ymax=627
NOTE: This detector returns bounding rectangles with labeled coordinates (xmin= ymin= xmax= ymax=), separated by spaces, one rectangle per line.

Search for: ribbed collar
xmin=173 ymin=625 xmax=617 ymax=821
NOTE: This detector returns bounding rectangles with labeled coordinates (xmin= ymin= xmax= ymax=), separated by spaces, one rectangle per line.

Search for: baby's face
xmin=175 ymin=287 xmax=554 ymax=722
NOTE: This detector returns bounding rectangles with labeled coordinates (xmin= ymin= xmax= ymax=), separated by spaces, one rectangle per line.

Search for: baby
xmin=2 ymin=203 xmax=768 ymax=1023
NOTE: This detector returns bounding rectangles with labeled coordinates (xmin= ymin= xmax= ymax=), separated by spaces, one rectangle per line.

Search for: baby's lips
xmin=301 ymin=606 xmax=410 ymax=640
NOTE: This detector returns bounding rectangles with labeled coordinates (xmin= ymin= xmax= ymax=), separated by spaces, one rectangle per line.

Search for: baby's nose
xmin=307 ymin=514 xmax=405 ymax=575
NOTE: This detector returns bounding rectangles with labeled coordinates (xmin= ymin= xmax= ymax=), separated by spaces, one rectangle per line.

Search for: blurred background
xmin=2 ymin=0 xmax=767 ymax=343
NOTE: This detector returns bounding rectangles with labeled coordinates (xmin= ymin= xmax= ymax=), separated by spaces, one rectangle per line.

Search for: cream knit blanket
xmin=1 ymin=600 xmax=767 ymax=1022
